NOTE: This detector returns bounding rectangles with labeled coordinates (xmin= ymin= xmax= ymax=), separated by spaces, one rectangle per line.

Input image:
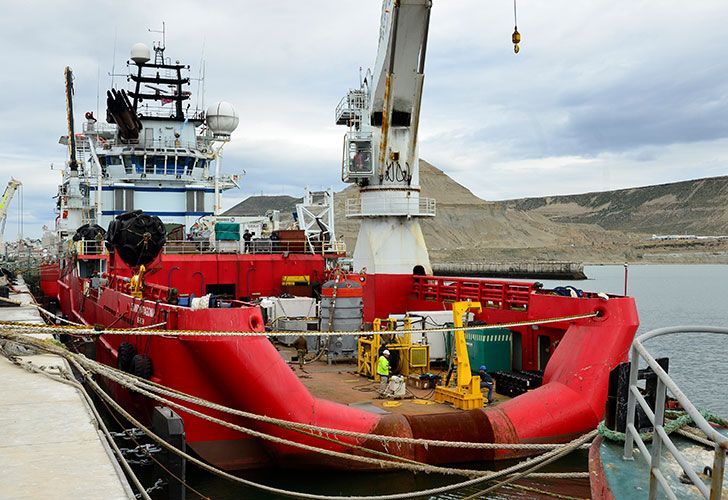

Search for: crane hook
xmin=512 ymin=27 xmax=521 ymax=54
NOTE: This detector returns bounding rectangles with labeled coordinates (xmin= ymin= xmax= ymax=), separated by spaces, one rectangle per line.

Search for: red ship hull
xmin=49 ymin=252 xmax=638 ymax=470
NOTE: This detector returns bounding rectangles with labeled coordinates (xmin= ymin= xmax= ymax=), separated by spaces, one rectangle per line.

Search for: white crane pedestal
xmin=336 ymin=0 xmax=435 ymax=322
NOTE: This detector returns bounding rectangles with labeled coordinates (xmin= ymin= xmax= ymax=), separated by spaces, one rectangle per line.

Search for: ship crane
xmin=0 ymin=178 xmax=22 ymax=250
xmin=335 ymin=0 xmax=435 ymax=318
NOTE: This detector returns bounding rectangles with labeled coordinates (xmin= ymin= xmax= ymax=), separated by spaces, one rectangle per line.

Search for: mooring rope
xmin=72 ymin=358 xmax=600 ymax=500
xmin=7 ymin=357 xmax=150 ymax=500
xmin=0 ymin=310 xmax=599 ymax=338
xmin=1 ymin=332 xmax=593 ymax=500
xmin=0 ymin=295 xmax=84 ymax=326
xmin=1 ymin=329 xmax=585 ymax=452
xmin=597 ymin=409 xmax=727 ymax=445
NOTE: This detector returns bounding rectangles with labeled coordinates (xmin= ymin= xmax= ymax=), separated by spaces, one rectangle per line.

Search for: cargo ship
xmin=40 ymin=1 xmax=639 ymax=473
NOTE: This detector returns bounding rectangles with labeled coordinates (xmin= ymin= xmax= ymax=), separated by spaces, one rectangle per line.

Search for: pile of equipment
xmin=493 ymin=370 xmax=543 ymax=397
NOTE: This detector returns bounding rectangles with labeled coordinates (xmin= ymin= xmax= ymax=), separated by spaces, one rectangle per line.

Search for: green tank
xmin=447 ymin=325 xmax=512 ymax=373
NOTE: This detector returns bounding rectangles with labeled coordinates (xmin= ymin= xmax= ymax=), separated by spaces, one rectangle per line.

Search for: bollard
xmin=152 ymin=406 xmax=186 ymax=500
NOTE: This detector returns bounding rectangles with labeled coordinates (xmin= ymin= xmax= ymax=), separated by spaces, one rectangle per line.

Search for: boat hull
xmin=57 ymin=258 xmax=638 ymax=470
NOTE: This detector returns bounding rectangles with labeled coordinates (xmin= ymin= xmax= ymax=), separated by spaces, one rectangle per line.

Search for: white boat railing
xmin=345 ymin=197 xmax=436 ymax=217
xmin=163 ymin=239 xmax=346 ymax=256
xmin=335 ymin=89 xmax=367 ymax=125
xmin=73 ymin=240 xmax=107 ymax=256
xmin=80 ymin=121 xmax=201 ymax=151
xmin=623 ymin=326 xmax=728 ymax=500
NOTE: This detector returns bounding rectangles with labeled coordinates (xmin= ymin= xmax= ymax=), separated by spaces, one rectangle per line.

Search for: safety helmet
xmin=479 ymin=365 xmax=487 ymax=372
xmin=383 ymin=350 xmax=390 ymax=356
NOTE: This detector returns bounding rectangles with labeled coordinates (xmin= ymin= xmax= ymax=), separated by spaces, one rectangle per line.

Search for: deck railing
xmin=623 ymin=326 xmax=728 ymax=500
xmin=163 ymin=239 xmax=346 ymax=256
xmin=72 ymin=238 xmax=345 ymax=257
xmin=74 ymin=240 xmax=107 ymax=256
xmin=345 ymin=197 xmax=437 ymax=217
xmin=411 ymin=275 xmax=533 ymax=311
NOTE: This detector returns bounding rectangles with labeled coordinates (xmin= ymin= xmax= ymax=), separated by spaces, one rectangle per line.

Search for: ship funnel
xmin=206 ymin=101 xmax=239 ymax=141
xmin=130 ymin=43 xmax=151 ymax=65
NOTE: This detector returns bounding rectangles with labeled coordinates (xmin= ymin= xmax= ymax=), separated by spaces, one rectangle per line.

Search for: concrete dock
xmin=0 ymin=279 xmax=133 ymax=499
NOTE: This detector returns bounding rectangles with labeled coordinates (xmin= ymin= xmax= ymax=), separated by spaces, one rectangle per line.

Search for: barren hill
xmin=334 ymin=162 xmax=641 ymax=263
xmin=227 ymin=162 xmax=728 ymax=264
xmin=503 ymin=176 xmax=728 ymax=235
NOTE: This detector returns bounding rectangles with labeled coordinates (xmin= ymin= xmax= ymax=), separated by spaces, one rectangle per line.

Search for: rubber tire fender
xmin=131 ymin=354 xmax=153 ymax=379
xmin=117 ymin=342 xmax=136 ymax=372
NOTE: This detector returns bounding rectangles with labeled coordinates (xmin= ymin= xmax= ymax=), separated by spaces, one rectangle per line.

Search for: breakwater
xmin=432 ymin=261 xmax=587 ymax=280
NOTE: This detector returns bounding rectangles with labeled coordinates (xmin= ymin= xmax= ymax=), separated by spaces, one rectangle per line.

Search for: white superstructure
xmin=56 ymin=37 xmax=239 ymax=241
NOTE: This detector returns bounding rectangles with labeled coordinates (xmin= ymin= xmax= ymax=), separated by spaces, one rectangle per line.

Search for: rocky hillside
xmin=332 ymin=161 xmax=641 ymax=263
xmin=504 ymin=176 xmax=728 ymax=235
xmin=226 ymin=163 xmax=728 ymax=264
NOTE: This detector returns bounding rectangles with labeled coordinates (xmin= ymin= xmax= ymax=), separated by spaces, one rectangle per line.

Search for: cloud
xmin=1 ymin=0 xmax=727 ymax=238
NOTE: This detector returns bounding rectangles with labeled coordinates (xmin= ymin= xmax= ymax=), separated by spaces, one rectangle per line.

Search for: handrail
xmin=411 ymin=275 xmax=533 ymax=311
xmin=623 ymin=326 xmax=728 ymax=500
xmin=163 ymin=239 xmax=344 ymax=256
xmin=346 ymin=197 xmax=436 ymax=217
xmin=74 ymin=240 xmax=107 ymax=256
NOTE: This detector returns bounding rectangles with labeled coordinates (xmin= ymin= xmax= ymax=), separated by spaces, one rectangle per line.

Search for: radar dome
xmin=206 ymin=101 xmax=239 ymax=140
xmin=130 ymin=43 xmax=150 ymax=65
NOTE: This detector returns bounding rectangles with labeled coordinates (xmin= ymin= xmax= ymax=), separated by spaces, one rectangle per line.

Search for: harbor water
xmin=191 ymin=264 xmax=727 ymax=498
xmin=537 ymin=264 xmax=728 ymax=416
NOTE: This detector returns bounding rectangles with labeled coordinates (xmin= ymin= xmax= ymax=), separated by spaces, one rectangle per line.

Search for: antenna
xmin=96 ymin=64 xmax=100 ymax=119
xmin=110 ymin=27 xmax=118 ymax=88
xmin=196 ymin=37 xmax=207 ymax=113
xmin=201 ymin=60 xmax=206 ymax=113
xmin=149 ymin=21 xmax=166 ymax=50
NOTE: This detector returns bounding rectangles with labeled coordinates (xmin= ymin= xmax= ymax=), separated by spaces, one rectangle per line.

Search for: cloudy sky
xmin=1 ymin=0 xmax=727 ymax=237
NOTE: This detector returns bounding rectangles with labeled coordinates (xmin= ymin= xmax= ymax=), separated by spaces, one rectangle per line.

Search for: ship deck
xmin=590 ymin=430 xmax=728 ymax=499
xmin=278 ymin=345 xmax=509 ymax=417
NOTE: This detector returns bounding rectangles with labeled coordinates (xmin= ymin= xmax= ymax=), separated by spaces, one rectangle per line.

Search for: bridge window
xmin=114 ymin=188 xmax=134 ymax=211
xmin=186 ymin=190 xmax=205 ymax=212
xmin=174 ymin=156 xmax=189 ymax=175
xmin=126 ymin=154 xmax=143 ymax=174
xmin=106 ymin=155 xmax=122 ymax=166
xmin=149 ymin=155 xmax=166 ymax=174
xmin=122 ymin=155 xmax=133 ymax=174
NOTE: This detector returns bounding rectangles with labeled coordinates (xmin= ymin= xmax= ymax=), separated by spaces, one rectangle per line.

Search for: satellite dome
xmin=206 ymin=101 xmax=239 ymax=140
xmin=130 ymin=43 xmax=150 ymax=65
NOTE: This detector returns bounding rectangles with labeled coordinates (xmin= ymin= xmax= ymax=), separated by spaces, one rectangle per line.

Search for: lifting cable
xmin=512 ymin=0 xmax=521 ymax=54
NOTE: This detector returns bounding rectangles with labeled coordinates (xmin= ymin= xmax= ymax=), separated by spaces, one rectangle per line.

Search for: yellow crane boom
xmin=0 ymin=178 xmax=22 ymax=247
